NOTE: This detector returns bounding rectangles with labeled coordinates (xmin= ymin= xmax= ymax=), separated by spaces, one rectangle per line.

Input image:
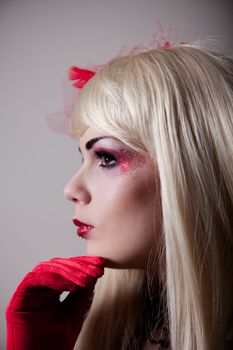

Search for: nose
xmin=63 ymin=170 xmax=91 ymax=205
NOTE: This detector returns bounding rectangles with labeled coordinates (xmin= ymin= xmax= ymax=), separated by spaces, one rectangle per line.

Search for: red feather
xmin=68 ymin=66 xmax=95 ymax=88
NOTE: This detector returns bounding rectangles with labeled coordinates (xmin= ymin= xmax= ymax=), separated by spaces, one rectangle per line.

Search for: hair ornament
xmin=68 ymin=66 xmax=96 ymax=88
xmin=66 ymin=41 xmax=173 ymax=93
xmin=46 ymin=22 xmax=186 ymax=137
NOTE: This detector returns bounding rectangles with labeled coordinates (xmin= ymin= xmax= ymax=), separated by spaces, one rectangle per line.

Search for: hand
xmin=6 ymin=256 xmax=105 ymax=350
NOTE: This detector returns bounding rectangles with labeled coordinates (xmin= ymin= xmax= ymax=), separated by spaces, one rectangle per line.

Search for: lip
xmin=72 ymin=218 xmax=94 ymax=238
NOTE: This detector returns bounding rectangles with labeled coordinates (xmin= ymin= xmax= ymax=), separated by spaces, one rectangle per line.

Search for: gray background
xmin=1 ymin=0 xmax=232 ymax=347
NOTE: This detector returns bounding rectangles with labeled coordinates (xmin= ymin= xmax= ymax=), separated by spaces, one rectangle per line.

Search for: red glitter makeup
xmin=94 ymin=146 xmax=143 ymax=174
xmin=118 ymin=150 xmax=132 ymax=173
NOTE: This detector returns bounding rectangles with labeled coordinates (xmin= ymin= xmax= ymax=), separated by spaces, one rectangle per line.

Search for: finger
xmin=33 ymin=264 xmax=97 ymax=287
xmin=49 ymin=256 xmax=106 ymax=268
xmin=18 ymin=271 xmax=79 ymax=292
xmin=35 ymin=259 xmax=105 ymax=278
xmin=68 ymin=256 xmax=106 ymax=267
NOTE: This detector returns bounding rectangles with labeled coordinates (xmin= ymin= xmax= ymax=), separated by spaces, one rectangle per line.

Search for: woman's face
xmin=64 ymin=127 xmax=162 ymax=269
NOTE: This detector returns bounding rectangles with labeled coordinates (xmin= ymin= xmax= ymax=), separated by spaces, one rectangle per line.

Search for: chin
xmin=86 ymin=245 xmax=147 ymax=269
xmin=92 ymin=255 xmax=145 ymax=270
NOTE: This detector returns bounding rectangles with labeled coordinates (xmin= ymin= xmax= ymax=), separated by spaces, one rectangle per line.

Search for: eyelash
xmin=95 ymin=151 xmax=117 ymax=169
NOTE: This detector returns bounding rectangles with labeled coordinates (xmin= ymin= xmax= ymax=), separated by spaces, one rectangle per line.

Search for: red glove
xmin=6 ymin=256 xmax=105 ymax=350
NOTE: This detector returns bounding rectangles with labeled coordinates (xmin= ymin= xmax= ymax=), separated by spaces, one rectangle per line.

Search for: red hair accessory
xmin=47 ymin=23 xmax=186 ymax=137
xmin=68 ymin=66 xmax=96 ymax=88
xmin=66 ymin=41 xmax=175 ymax=93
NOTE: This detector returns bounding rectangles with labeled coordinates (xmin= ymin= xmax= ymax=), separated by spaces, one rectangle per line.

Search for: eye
xmin=95 ymin=151 xmax=117 ymax=169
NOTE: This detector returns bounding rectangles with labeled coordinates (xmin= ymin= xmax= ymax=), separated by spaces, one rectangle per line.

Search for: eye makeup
xmin=94 ymin=146 xmax=141 ymax=174
xmin=95 ymin=150 xmax=117 ymax=169
xmin=79 ymin=135 xmax=145 ymax=174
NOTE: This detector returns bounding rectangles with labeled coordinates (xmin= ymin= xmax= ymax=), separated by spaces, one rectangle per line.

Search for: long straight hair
xmin=71 ymin=45 xmax=233 ymax=350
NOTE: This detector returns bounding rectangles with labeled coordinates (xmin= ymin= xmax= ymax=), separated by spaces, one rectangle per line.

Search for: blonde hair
xmin=72 ymin=45 xmax=233 ymax=350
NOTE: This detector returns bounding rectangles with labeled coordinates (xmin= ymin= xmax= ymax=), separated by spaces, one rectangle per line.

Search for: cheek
xmin=119 ymin=160 xmax=130 ymax=173
xmin=104 ymin=173 xmax=148 ymax=214
xmin=117 ymin=151 xmax=145 ymax=174
xmin=119 ymin=172 xmax=154 ymax=211
xmin=88 ymin=173 xmax=159 ymax=268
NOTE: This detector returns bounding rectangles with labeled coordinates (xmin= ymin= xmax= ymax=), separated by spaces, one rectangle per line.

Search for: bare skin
xmin=64 ymin=127 xmax=162 ymax=269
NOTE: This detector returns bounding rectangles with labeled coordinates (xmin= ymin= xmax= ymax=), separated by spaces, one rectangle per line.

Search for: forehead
xmin=79 ymin=127 xmax=106 ymax=146
xmin=80 ymin=127 xmax=106 ymax=141
xmin=79 ymin=127 xmax=124 ymax=151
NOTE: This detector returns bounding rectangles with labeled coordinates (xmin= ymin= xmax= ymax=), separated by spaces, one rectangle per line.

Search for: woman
xmin=6 ymin=44 xmax=233 ymax=350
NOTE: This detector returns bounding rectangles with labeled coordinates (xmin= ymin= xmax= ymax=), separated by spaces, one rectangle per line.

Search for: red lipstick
xmin=72 ymin=218 xmax=94 ymax=238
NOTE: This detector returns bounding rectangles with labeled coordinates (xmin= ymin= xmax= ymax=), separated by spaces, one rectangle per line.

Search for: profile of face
xmin=64 ymin=127 xmax=162 ymax=269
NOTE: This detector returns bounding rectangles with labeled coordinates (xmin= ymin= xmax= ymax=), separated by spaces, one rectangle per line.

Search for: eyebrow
xmin=78 ymin=136 xmax=114 ymax=154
